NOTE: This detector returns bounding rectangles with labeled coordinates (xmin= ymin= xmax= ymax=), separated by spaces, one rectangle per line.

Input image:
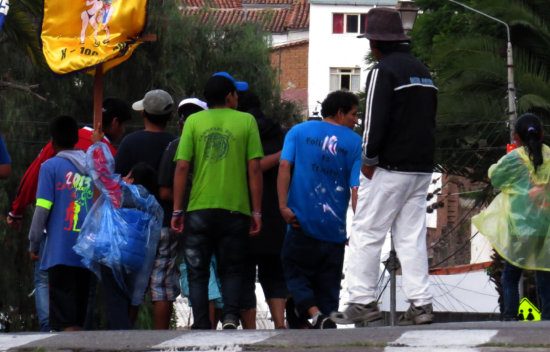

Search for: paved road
xmin=1 ymin=321 xmax=549 ymax=351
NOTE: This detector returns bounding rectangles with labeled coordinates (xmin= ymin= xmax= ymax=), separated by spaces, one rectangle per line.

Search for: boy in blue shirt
xmin=278 ymin=91 xmax=362 ymax=329
xmin=28 ymin=115 xmax=93 ymax=331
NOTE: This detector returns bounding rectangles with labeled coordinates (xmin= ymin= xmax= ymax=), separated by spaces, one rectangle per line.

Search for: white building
xmin=308 ymin=0 xmax=398 ymax=117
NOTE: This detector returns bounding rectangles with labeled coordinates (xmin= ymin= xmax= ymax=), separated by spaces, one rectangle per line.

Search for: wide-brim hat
xmin=358 ymin=7 xmax=410 ymax=42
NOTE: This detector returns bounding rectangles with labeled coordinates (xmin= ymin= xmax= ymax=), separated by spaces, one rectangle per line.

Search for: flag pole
xmin=93 ymin=64 xmax=103 ymax=129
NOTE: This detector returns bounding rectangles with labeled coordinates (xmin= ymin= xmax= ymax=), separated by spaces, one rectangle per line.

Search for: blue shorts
xmin=180 ymin=255 xmax=223 ymax=309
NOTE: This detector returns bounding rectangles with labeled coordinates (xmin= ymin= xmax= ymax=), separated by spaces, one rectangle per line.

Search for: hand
xmin=171 ymin=214 xmax=184 ymax=234
xmin=29 ymin=252 xmax=39 ymax=261
xmin=361 ymin=165 xmax=376 ymax=179
xmin=91 ymin=121 xmax=104 ymax=144
xmin=6 ymin=215 xmax=22 ymax=231
xmin=280 ymin=207 xmax=300 ymax=228
xmin=249 ymin=215 xmax=261 ymax=236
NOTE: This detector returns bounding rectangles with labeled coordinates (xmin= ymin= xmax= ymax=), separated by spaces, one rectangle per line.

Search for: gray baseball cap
xmin=132 ymin=89 xmax=175 ymax=115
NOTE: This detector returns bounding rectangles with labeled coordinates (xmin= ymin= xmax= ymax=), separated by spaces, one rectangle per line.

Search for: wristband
xmin=251 ymin=211 xmax=262 ymax=217
xmin=8 ymin=212 xmax=22 ymax=220
xmin=172 ymin=210 xmax=184 ymax=218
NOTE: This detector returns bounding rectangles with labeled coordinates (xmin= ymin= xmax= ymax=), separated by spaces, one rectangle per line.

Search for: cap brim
xmin=235 ymin=82 xmax=249 ymax=91
xmin=132 ymin=100 xmax=145 ymax=111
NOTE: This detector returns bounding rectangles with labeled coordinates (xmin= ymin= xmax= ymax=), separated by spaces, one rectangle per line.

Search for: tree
xmin=412 ymin=0 xmax=550 ymax=181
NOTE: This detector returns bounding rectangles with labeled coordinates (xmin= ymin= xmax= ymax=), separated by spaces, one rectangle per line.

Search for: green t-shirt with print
xmin=174 ymin=108 xmax=264 ymax=215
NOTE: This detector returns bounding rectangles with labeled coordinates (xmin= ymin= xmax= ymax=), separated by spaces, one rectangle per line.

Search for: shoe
xmin=312 ymin=314 xmax=336 ymax=329
xmin=222 ymin=314 xmax=239 ymax=329
xmin=330 ymin=302 xmax=383 ymax=324
xmin=398 ymin=303 xmax=433 ymax=326
xmin=286 ymin=297 xmax=312 ymax=329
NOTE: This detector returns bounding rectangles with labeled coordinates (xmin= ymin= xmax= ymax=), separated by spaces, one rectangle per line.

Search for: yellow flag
xmin=41 ymin=0 xmax=147 ymax=74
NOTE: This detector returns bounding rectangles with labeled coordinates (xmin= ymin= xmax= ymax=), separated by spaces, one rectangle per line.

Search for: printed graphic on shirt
xmin=200 ymin=127 xmax=235 ymax=162
xmin=56 ymin=170 xmax=93 ymax=232
xmin=308 ymin=135 xmax=350 ymax=227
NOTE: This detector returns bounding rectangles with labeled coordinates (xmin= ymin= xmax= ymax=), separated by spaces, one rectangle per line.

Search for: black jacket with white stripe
xmin=362 ymin=46 xmax=437 ymax=173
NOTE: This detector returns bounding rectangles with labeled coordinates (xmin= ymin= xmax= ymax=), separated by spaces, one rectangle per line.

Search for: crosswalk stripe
xmin=0 ymin=333 xmax=55 ymax=351
xmin=153 ymin=330 xmax=279 ymax=350
xmin=384 ymin=329 xmax=498 ymax=352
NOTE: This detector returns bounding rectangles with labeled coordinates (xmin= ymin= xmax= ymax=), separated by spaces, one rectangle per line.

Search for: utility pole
xmin=448 ymin=0 xmax=517 ymax=143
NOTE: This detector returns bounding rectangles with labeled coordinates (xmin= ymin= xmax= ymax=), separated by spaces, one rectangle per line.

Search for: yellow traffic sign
xmin=517 ymin=297 xmax=541 ymax=321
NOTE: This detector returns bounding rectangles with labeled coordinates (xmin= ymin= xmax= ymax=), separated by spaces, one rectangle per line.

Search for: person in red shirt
xmin=6 ymin=97 xmax=130 ymax=332
xmin=7 ymin=97 xmax=131 ymax=229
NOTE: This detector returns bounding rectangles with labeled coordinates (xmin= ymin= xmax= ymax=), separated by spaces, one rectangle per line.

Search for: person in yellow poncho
xmin=472 ymin=113 xmax=550 ymax=321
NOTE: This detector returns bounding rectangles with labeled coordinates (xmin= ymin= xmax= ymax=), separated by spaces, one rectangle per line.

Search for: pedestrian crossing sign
xmin=518 ymin=297 xmax=541 ymax=321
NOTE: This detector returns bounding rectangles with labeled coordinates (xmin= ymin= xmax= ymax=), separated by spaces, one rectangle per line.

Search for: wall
xmin=308 ymin=3 xmax=374 ymax=117
xmin=271 ymin=40 xmax=309 ymax=116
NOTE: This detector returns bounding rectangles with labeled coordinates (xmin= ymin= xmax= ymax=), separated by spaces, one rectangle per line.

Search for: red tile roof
xmin=244 ymin=0 xmax=298 ymax=5
xmin=181 ymin=0 xmax=309 ymax=32
xmin=184 ymin=0 xmax=242 ymax=8
xmin=271 ymin=39 xmax=308 ymax=50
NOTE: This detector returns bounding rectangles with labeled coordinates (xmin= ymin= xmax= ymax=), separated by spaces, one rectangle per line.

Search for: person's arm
xmin=158 ymin=140 xmax=179 ymax=202
xmin=351 ymin=186 xmax=358 ymax=213
xmin=0 ymin=164 xmax=10 ymax=179
xmin=28 ymin=162 xmax=54 ymax=259
xmin=171 ymin=159 xmax=190 ymax=233
xmin=28 ymin=206 xmax=50 ymax=259
xmin=248 ymin=158 xmax=262 ymax=235
xmin=362 ymin=67 xmax=393 ymax=179
xmin=260 ymin=151 xmax=282 ymax=171
xmin=277 ymin=159 xmax=299 ymax=228
xmin=7 ymin=142 xmax=55 ymax=230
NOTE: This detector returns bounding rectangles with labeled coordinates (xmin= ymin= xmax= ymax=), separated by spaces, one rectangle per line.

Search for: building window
xmin=330 ymin=68 xmax=361 ymax=92
xmin=332 ymin=13 xmax=367 ymax=34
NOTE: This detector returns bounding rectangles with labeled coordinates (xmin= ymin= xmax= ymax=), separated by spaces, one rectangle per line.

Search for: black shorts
xmin=240 ymin=253 xmax=288 ymax=310
xmin=48 ymin=265 xmax=91 ymax=330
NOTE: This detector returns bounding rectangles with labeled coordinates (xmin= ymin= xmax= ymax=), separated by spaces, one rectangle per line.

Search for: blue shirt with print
xmin=37 ymin=157 xmax=93 ymax=270
xmin=280 ymin=120 xmax=362 ymax=243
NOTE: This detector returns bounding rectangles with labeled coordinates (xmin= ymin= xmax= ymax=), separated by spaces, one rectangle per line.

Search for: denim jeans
xmin=502 ymin=261 xmax=550 ymax=320
xmin=281 ymin=227 xmax=345 ymax=317
xmin=183 ymin=209 xmax=249 ymax=329
xmin=34 ymin=237 xmax=50 ymax=332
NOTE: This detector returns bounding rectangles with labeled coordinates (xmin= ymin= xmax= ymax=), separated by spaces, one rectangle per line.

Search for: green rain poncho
xmin=472 ymin=145 xmax=550 ymax=271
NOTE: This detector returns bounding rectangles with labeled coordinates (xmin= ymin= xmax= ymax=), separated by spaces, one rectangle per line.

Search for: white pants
xmin=347 ymin=168 xmax=432 ymax=306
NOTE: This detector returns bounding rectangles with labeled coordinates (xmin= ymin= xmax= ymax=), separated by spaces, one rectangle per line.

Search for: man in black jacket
xmin=331 ymin=7 xmax=437 ymax=327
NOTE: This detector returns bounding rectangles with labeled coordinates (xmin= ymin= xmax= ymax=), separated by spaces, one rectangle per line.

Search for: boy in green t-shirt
xmin=171 ymin=72 xmax=263 ymax=330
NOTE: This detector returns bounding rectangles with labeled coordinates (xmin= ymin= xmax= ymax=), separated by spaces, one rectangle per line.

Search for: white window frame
xmin=330 ymin=67 xmax=361 ymax=92
xmin=333 ymin=13 xmax=367 ymax=34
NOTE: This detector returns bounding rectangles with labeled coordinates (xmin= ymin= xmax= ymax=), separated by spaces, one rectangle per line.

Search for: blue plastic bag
xmin=73 ymin=143 xmax=163 ymax=305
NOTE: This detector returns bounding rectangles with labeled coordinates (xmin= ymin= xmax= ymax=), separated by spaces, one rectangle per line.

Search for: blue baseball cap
xmin=212 ymin=72 xmax=249 ymax=91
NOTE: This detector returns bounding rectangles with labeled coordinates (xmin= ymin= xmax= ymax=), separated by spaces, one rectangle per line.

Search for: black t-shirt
xmin=115 ymin=130 xmax=175 ymax=226
xmin=157 ymin=137 xmax=194 ymax=211
xmin=247 ymin=108 xmax=287 ymax=254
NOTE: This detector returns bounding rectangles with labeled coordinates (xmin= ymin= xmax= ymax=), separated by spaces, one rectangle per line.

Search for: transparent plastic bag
xmin=73 ymin=143 xmax=163 ymax=304
xmin=472 ymin=145 xmax=550 ymax=271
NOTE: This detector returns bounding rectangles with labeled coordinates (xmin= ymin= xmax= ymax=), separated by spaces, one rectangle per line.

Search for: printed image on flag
xmin=41 ymin=0 xmax=148 ymax=74
xmin=0 ymin=0 xmax=9 ymax=32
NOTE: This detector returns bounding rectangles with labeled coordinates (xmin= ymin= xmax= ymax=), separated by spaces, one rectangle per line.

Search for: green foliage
xmin=412 ymin=0 xmax=550 ymax=181
xmin=0 ymin=0 xmax=295 ymax=331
